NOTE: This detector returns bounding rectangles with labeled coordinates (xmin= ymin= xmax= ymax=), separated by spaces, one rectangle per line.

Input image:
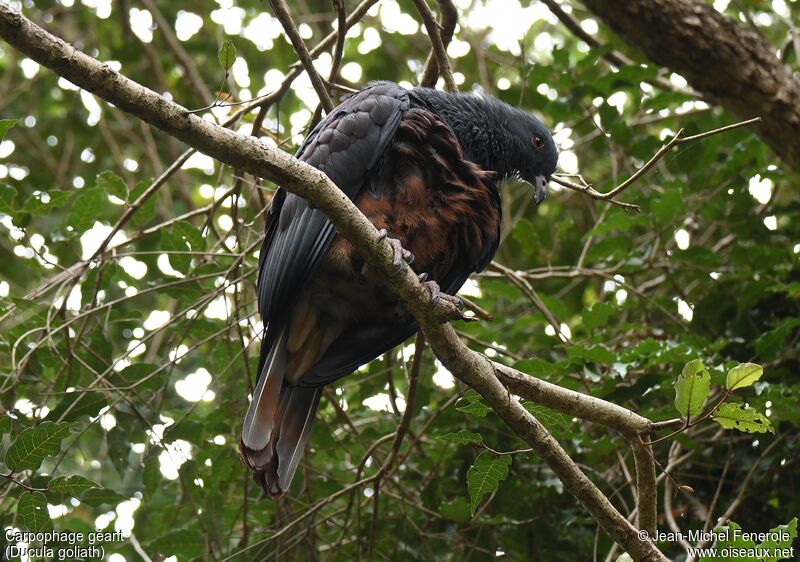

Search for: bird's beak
xmin=533 ymin=175 xmax=548 ymax=205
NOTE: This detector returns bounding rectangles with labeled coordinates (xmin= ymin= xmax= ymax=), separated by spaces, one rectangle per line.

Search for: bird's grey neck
xmin=409 ymin=88 xmax=520 ymax=181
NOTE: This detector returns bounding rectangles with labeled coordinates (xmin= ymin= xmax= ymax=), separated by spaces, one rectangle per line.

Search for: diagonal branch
xmin=419 ymin=0 xmax=458 ymax=88
xmin=0 ymin=6 xmax=666 ymax=560
xmin=411 ymin=0 xmax=457 ymax=93
xmin=270 ymin=0 xmax=334 ymax=112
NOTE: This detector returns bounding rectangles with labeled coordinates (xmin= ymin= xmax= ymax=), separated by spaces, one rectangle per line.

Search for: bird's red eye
xmin=532 ymin=136 xmax=545 ymax=149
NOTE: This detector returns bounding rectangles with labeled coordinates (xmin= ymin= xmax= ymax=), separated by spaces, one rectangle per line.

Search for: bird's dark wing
xmin=257 ymin=82 xmax=410 ymax=328
xmin=298 ymin=107 xmax=502 ymax=387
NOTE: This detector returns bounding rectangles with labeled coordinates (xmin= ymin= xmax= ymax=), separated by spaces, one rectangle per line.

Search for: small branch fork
xmin=554 ymin=117 xmax=762 ymax=211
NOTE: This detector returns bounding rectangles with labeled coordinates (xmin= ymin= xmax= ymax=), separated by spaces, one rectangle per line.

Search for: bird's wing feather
xmin=257 ymin=82 xmax=410 ymax=328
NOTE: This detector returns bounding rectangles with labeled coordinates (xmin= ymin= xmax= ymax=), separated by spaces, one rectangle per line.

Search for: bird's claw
xmin=377 ymin=229 xmax=414 ymax=276
xmin=423 ymin=280 xmax=463 ymax=311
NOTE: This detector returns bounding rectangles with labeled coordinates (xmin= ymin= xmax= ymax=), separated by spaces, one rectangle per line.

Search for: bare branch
xmin=420 ymin=0 xmax=458 ymax=88
xmin=269 ymin=0 xmax=334 ymax=112
xmin=411 ymin=0 xmax=457 ymax=93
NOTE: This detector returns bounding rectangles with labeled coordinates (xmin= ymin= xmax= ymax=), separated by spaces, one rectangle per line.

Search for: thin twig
xmin=270 ymin=0 xmax=334 ymax=112
xmin=420 ymin=0 xmax=457 ymax=87
xmin=410 ymin=0 xmax=457 ymax=93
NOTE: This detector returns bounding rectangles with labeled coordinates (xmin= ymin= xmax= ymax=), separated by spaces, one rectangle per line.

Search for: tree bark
xmin=582 ymin=0 xmax=800 ymax=171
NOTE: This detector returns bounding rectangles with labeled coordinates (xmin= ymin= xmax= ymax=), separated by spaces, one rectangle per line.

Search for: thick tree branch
xmin=582 ymin=0 xmax=800 ymax=171
xmin=0 ymin=6 xmax=665 ymax=560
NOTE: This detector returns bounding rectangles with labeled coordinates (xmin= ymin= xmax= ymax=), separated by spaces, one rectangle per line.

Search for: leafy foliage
xmin=4 ymin=422 xmax=72 ymax=472
xmin=466 ymin=452 xmax=512 ymax=515
xmin=0 ymin=0 xmax=797 ymax=560
xmin=673 ymin=359 xmax=710 ymax=418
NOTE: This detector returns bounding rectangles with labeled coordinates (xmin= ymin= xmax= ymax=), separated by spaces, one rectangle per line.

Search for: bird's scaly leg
xmin=421 ymin=278 xmax=464 ymax=310
xmin=376 ymin=228 xmax=414 ymax=276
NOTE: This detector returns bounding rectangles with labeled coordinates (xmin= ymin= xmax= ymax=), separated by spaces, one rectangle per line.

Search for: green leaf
xmin=456 ymin=389 xmax=492 ymax=418
xmin=0 ymin=182 xmax=18 ymax=214
xmin=438 ymin=430 xmax=483 ymax=445
xmin=0 ymin=415 xmax=12 ymax=436
xmin=758 ymin=517 xmax=798 ymax=562
xmin=567 ymin=345 xmax=616 ymax=364
xmin=725 ymin=362 xmax=764 ymax=391
xmin=522 ymin=402 xmax=571 ymax=432
xmin=651 ymin=188 xmax=682 ymax=225
xmin=22 ymin=190 xmax=73 ymax=215
xmin=0 ymin=118 xmax=17 ymax=141
xmin=163 ymin=222 xmax=205 ymax=273
xmin=218 ymin=40 xmax=237 ymax=71
xmin=129 ymin=179 xmax=156 ymax=227
xmin=151 ymin=528 xmax=205 ymax=558
xmin=106 ymin=427 xmax=130 ymax=476
xmin=439 ymin=497 xmax=470 ymax=523
xmin=18 ymin=491 xmax=50 ymax=532
xmin=582 ymin=302 xmax=614 ymax=331
xmin=674 ymin=360 xmax=710 ymax=418
xmin=96 ymin=170 xmax=129 ymax=200
xmin=467 ymin=452 xmax=511 ymax=515
xmin=142 ymin=456 xmax=162 ymax=497
xmin=115 ymin=362 xmax=164 ymax=391
xmin=80 ymin=487 xmax=126 ymax=507
xmin=47 ymin=475 xmax=100 ymax=497
xmin=67 ymin=188 xmax=105 ymax=231
xmin=4 ymin=421 xmax=72 ymax=472
xmin=712 ymin=403 xmax=773 ymax=433
xmin=700 ymin=521 xmax=755 ymax=562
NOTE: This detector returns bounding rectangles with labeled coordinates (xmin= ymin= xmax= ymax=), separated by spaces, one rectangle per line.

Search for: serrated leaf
xmin=0 ymin=119 xmax=16 ymax=141
xmin=439 ymin=430 xmax=483 ymax=445
xmin=22 ymin=190 xmax=73 ymax=215
xmin=674 ymin=360 xmax=710 ymax=418
xmin=47 ymin=475 xmax=100 ymax=497
xmin=712 ymin=403 xmax=773 ymax=433
xmin=725 ymin=362 xmax=764 ymax=391
xmin=758 ymin=517 xmax=797 ymax=562
xmin=522 ymin=402 xmax=571 ymax=432
xmin=467 ymin=452 xmax=511 ymax=515
xmin=4 ymin=421 xmax=72 ymax=472
xmin=67 ymin=188 xmax=105 ymax=231
xmin=151 ymin=528 xmax=205 ymax=558
xmin=96 ymin=170 xmax=128 ymax=200
xmin=456 ymin=390 xmax=492 ymax=418
xmin=218 ymin=40 xmax=236 ymax=71
xmin=18 ymin=491 xmax=50 ymax=532
xmin=0 ymin=182 xmax=18 ymax=214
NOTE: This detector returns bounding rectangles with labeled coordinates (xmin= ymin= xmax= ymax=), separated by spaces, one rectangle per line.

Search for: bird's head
xmin=503 ymin=109 xmax=559 ymax=204
xmin=410 ymin=88 xmax=558 ymax=204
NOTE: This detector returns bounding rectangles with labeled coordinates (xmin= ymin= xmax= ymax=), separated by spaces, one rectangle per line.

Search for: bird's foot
xmin=423 ymin=279 xmax=464 ymax=311
xmin=377 ymin=228 xmax=414 ymax=276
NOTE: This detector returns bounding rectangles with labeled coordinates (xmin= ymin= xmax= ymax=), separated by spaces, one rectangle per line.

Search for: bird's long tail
xmin=240 ymin=328 xmax=322 ymax=495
